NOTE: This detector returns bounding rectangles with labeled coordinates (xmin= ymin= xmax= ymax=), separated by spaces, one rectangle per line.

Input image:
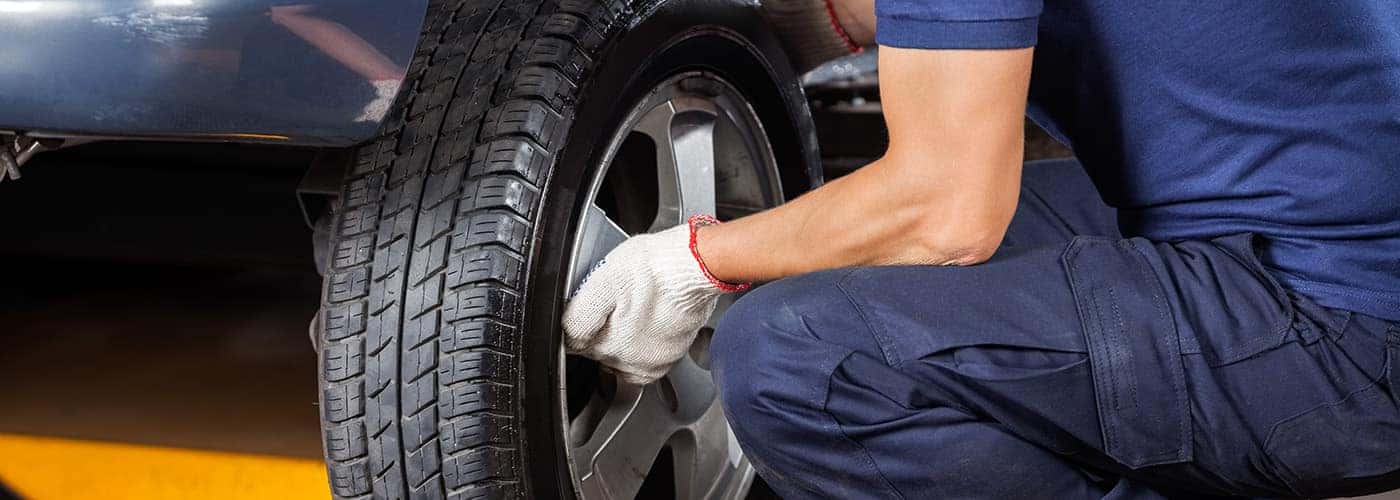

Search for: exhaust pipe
xmin=0 ymin=134 xmax=59 ymax=184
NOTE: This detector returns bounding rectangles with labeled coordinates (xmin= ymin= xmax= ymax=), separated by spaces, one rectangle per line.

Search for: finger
xmin=616 ymin=371 xmax=656 ymax=386
xmin=589 ymin=334 xmax=677 ymax=387
xmin=562 ymin=269 xmax=615 ymax=352
xmin=596 ymin=364 xmax=658 ymax=387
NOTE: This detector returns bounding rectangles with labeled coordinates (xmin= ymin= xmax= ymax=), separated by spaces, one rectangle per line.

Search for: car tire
xmin=315 ymin=0 xmax=820 ymax=498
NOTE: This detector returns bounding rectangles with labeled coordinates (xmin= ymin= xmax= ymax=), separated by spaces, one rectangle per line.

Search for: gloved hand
xmin=761 ymin=0 xmax=863 ymax=72
xmin=563 ymin=215 xmax=748 ymax=385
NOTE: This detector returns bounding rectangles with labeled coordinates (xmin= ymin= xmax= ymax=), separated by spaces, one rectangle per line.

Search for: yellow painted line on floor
xmin=0 ymin=434 xmax=328 ymax=500
xmin=189 ymin=132 xmax=292 ymax=141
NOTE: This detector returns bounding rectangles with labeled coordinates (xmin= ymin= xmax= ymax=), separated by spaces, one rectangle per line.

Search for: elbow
xmin=904 ymin=209 xmax=1010 ymax=267
xmin=872 ymin=156 xmax=1019 ymax=267
xmin=927 ymin=227 xmax=1004 ymax=266
xmin=956 ymin=242 xmax=1000 ymax=266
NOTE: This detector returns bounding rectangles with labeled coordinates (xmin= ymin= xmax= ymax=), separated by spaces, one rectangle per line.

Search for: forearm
xmin=697 ymin=150 xmax=1020 ymax=283
xmin=697 ymin=47 xmax=1032 ymax=283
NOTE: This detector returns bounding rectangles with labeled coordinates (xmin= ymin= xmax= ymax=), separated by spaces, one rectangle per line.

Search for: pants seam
xmin=1022 ymin=183 xmax=1081 ymax=237
xmin=836 ymin=269 xmax=904 ymax=369
xmin=1260 ymin=377 xmax=1387 ymax=497
xmin=824 ymin=270 xmax=911 ymax=499
xmin=1387 ymin=328 xmax=1399 ymax=398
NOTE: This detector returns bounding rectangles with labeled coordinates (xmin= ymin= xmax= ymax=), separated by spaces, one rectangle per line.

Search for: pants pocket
xmin=1061 ymin=236 xmax=1193 ymax=469
xmin=1169 ymin=233 xmax=1300 ymax=366
xmin=1264 ymin=330 xmax=1400 ymax=498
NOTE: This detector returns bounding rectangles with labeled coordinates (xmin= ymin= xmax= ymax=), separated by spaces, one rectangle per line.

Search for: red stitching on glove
xmin=688 ymin=215 xmax=751 ymax=293
xmin=823 ymin=0 xmax=863 ymax=54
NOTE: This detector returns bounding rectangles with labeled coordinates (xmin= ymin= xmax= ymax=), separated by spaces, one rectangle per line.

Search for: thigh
xmin=830 ymin=233 xmax=1400 ymax=497
xmin=717 ymin=246 xmax=1110 ymax=498
xmin=828 ymin=243 xmax=1107 ymax=462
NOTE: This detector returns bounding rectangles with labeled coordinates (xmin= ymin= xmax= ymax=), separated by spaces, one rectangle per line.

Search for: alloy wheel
xmin=561 ymin=72 xmax=784 ymax=500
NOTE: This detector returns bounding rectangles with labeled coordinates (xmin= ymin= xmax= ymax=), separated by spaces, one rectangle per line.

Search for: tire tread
xmin=319 ymin=0 xmax=628 ymax=497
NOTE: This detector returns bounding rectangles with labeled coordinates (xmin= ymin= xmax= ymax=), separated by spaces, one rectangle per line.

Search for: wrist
xmin=687 ymin=215 xmax=750 ymax=293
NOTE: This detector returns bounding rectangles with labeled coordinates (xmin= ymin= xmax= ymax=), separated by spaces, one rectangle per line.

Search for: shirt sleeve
xmin=875 ymin=0 xmax=1043 ymax=49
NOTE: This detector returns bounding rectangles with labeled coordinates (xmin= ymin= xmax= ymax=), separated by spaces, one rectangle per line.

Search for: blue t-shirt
xmin=877 ymin=1 xmax=1400 ymax=321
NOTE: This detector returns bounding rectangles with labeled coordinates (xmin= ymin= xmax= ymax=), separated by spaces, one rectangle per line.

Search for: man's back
xmin=1026 ymin=1 xmax=1400 ymax=320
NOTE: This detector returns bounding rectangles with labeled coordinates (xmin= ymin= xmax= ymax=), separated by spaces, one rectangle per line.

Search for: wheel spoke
xmin=571 ymin=382 xmax=676 ymax=500
xmin=570 ymin=203 xmax=629 ymax=294
xmin=668 ymin=100 xmax=718 ymax=223
xmin=633 ymin=98 xmax=718 ymax=231
xmin=672 ymin=398 xmax=744 ymax=500
xmin=631 ymin=101 xmax=678 ymax=230
xmin=569 ymin=356 xmax=736 ymax=500
xmin=665 ymin=355 xmax=736 ymax=500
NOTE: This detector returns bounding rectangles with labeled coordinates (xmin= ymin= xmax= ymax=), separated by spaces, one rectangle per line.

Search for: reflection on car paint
xmin=269 ymin=4 xmax=406 ymax=123
xmin=0 ymin=0 xmax=429 ymax=146
xmin=93 ymin=10 xmax=211 ymax=44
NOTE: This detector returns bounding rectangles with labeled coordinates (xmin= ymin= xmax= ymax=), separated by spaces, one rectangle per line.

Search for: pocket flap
xmin=1062 ymin=236 xmax=1193 ymax=469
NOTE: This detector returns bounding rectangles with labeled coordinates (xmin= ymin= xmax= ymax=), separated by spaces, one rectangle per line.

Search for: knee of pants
xmin=711 ymin=270 xmax=882 ymax=442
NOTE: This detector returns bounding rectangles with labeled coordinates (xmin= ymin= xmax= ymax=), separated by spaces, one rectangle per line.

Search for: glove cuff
xmin=687 ymin=215 xmax=751 ymax=293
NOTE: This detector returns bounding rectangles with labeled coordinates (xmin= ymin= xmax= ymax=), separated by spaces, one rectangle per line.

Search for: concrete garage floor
xmin=0 ymin=146 xmax=329 ymax=498
xmin=0 ymin=258 xmax=322 ymax=459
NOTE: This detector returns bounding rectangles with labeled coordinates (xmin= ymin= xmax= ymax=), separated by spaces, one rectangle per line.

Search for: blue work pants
xmin=713 ymin=159 xmax=1400 ymax=499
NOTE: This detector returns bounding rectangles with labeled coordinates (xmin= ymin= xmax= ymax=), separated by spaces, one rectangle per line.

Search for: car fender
xmin=0 ymin=0 xmax=428 ymax=146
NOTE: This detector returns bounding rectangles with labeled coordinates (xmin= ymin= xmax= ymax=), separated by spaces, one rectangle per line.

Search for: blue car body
xmin=0 ymin=0 xmax=428 ymax=146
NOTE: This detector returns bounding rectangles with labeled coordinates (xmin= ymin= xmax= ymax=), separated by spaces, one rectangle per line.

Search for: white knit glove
xmin=563 ymin=216 xmax=748 ymax=385
xmin=761 ymin=0 xmax=863 ymax=72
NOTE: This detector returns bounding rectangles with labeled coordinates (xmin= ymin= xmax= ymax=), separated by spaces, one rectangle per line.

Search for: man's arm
xmin=561 ymin=43 xmax=1034 ymax=385
xmin=697 ymin=46 xmax=1033 ymax=282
